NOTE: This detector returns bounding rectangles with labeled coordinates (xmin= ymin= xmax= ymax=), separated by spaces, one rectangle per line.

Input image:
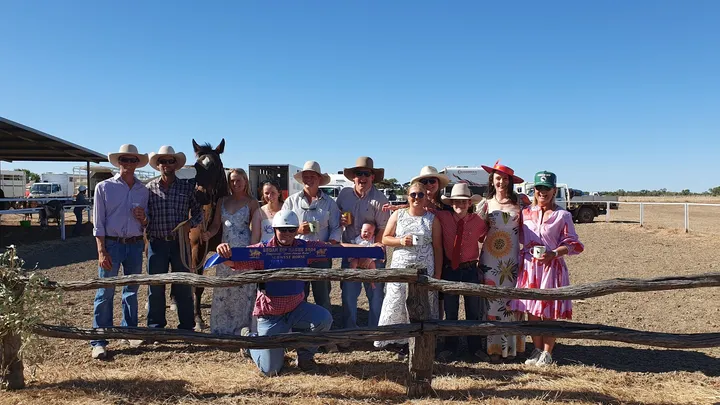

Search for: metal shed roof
xmin=0 ymin=116 xmax=107 ymax=163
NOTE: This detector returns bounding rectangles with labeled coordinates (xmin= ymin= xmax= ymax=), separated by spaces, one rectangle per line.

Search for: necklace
xmin=494 ymin=195 xmax=510 ymax=204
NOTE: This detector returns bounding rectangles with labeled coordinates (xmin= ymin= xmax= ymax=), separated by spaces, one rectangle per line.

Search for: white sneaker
xmin=91 ymin=346 xmax=107 ymax=359
xmin=122 ymin=339 xmax=144 ymax=348
xmin=524 ymin=348 xmax=542 ymax=365
xmin=536 ymin=351 xmax=553 ymax=366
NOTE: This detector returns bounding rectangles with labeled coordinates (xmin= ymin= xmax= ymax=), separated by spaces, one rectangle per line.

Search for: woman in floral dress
xmin=478 ymin=160 xmax=526 ymax=362
xmin=374 ymin=182 xmax=443 ymax=350
xmin=203 ymin=168 xmax=262 ymax=335
xmin=511 ymin=171 xmax=584 ymax=367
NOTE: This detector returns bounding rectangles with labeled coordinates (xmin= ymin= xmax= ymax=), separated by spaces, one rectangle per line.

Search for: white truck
xmin=319 ymin=173 xmax=354 ymax=200
xmin=1 ymin=170 xmax=27 ymax=199
xmin=516 ymin=182 xmax=619 ymax=223
xmin=248 ymin=164 xmax=304 ymax=201
xmin=440 ymin=166 xmax=489 ymax=196
xmin=28 ymin=173 xmax=77 ymax=198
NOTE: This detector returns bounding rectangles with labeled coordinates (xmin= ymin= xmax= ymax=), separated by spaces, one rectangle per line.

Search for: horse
xmin=187 ymin=138 xmax=228 ymax=331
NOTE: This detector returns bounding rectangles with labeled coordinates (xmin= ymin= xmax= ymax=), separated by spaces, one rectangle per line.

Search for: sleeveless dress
xmin=210 ymin=202 xmax=257 ymax=335
xmin=259 ymin=206 xmax=276 ymax=243
xmin=374 ymin=209 xmax=438 ymax=348
xmin=478 ymin=199 xmax=525 ymax=358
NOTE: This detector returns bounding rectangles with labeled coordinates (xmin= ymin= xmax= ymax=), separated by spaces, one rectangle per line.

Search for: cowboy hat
xmin=149 ymin=145 xmax=187 ymax=171
xmin=410 ymin=166 xmax=450 ymax=189
xmin=343 ymin=156 xmax=385 ymax=183
xmin=108 ymin=144 xmax=149 ymax=168
xmin=481 ymin=160 xmax=524 ymax=184
xmin=294 ymin=160 xmax=331 ymax=186
xmin=440 ymin=183 xmax=483 ymax=204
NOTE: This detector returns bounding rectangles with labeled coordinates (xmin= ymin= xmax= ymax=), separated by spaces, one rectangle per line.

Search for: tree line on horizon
xmin=601 ymin=187 xmax=720 ymax=197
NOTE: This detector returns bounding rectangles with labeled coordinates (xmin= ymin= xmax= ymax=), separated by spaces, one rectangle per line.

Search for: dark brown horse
xmin=188 ymin=138 xmax=227 ymax=331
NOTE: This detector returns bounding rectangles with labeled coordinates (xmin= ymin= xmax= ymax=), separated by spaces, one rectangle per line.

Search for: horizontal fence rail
xmin=31 ymin=321 xmax=720 ymax=350
xmin=586 ymin=200 xmax=720 ymax=232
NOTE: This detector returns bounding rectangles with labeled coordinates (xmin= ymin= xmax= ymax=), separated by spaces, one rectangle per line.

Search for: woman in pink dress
xmin=511 ymin=171 xmax=584 ymax=367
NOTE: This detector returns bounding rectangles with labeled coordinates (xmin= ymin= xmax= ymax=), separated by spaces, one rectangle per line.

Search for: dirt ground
xmin=2 ymin=222 xmax=720 ymax=404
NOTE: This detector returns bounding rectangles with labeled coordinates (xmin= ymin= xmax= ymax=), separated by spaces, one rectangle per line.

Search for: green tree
xmin=681 ymin=189 xmax=691 ymax=196
xmin=376 ymin=177 xmax=401 ymax=190
xmin=709 ymin=186 xmax=720 ymax=196
xmin=16 ymin=168 xmax=40 ymax=183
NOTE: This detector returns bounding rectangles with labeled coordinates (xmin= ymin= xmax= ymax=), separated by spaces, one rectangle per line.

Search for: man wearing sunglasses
xmin=282 ymin=161 xmax=341 ymax=315
xmin=218 ymin=210 xmax=333 ymax=376
xmin=336 ymin=156 xmax=391 ymax=333
xmin=145 ymin=146 xmax=204 ymax=334
xmin=91 ymin=144 xmax=150 ymax=359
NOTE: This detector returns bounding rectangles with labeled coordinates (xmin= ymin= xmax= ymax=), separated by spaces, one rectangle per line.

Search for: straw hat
xmin=294 ymin=160 xmax=331 ymax=186
xmin=108 ymin=144 xmax=149 ymax=168
xmin=149 ymin=145 xmax=187 ymax=171
xmin=440 ymin=183 xmax=483 ymax=204
xmin=343 ymin=156 xmax=384 ymax=183
xmin=481 ymin=160 xmax=524 ymax=184
xmin=410 ymin=166 xmax=450 ymax=189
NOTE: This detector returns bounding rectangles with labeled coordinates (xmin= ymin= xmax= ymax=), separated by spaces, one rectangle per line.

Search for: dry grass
xmin=2 ymin=223 xmax=720 ymax=404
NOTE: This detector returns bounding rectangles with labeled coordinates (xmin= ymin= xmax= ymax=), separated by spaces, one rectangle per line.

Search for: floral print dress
xmin=374 ymin=209 xmax=438 ymax=348
xmin=510 ymin=206 xmax=584 ymax=319
xmin=210 ymin=202 xmax=257 ymax=335
xmin=478 ymin=199 xmax=525 ymax=358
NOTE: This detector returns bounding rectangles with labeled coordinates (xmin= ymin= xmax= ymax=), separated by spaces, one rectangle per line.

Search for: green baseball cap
xmin=534 ymin=171 xmax=557 ymax=188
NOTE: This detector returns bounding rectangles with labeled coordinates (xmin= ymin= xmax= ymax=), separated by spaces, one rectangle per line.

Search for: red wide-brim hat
xmin=481 ymin=160 xmax=524 ymax=184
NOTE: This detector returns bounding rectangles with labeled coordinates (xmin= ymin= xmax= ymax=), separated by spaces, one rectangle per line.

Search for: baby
xmin=348 ymin=222 xmax=377 ymax=270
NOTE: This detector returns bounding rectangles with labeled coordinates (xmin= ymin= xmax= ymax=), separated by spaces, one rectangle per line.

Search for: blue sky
xmin=1 ymin=1 xmax=718 ymax=192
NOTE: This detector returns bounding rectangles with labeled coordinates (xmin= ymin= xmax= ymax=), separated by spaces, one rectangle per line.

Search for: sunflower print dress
xmin=478 ymin=199 xmax=525 ymax=358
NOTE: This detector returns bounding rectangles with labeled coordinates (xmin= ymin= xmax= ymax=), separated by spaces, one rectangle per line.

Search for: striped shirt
xmin=146 ymin=177 xmax=203 ymax=239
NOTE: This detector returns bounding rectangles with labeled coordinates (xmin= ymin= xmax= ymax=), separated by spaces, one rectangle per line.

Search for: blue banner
xmin=204 ymin=246 xmax=384 ymax=269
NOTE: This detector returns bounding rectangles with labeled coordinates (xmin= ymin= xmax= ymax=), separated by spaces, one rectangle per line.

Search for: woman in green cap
xmin=511 ymin=171 xmax=584 ymax=367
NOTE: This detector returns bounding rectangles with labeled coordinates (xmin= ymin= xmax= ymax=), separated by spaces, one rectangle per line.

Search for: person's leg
xmin=309 ymin=260 xmax=332 ymax=311
xmin=364 ymin=259 xmax=385 ymax=327
xmin=463 ymin=266 xmax=482 ymax=354
xmin=340 ymin=259 xmax=362 ymax=329
xmin=91 ymin=240 xmax=121 ymax=348
xmin=287 ymin=301 xmax=333 ymax=361
xmin=543 ymin=335 xmax=556 ymax=354
xmin=146 ymin=240 xmax=170 ymax=328
xmin=168 ymin=240 xmax=197 ymax=330
xmin=527 ymin=314 xmax=543 ymax=350
xmin=119 ymin=241 xmax=144 ymax=328
xmin=73 ymin=210 xmax=82 ymax=236
xmin=250 ymin=315 xmax=291 ymax=376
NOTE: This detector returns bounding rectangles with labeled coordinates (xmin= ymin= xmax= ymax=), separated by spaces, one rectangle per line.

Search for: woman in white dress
xmin=374 ymin=182 xmax=443 ymax=351
xmin=203 ymin=168 xmax=261 ymax=335
xmin=259 ymin=181 xmax=283 ymax=243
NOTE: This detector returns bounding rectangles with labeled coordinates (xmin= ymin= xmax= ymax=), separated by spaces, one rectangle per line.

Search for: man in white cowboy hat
xmin=145 ymin=145 xmax=204 ymax=333
xmin=435 ymin=183 xmax=488 ymax=361
xmin=90 ymin=144 xmax=150 ymax=359
xmin=336 ymin=156 xmax=390 ymax=332
xmin=282 ymin=160 xmax=341 ymax=314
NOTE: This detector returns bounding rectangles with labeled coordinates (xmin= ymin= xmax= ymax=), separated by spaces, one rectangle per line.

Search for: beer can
xmin=343 ymin=211 xmax=353 ymax=225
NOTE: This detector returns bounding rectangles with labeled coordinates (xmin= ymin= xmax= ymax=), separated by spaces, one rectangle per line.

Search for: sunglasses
xmin=158 ymin=158 xmax=176 ymax=165
xmin=419 ymin=178 xmax=437 ymax=185
xmin=118 ymin=157 xmax=140 ymax=164
xmin=409 ymin=192 xmax=425 ymax=199
xmin=277 ymin=227 xmax=298 ymax=233
xmin=354 ymin=171 xmax=372 ymax=178
xmin=535 ymin=185 xmax=552 ymax=192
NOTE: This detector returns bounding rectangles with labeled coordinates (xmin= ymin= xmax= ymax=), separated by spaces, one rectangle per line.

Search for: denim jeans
xmin=303 ymin=259 xmax=332 ymax=311
xmin=146 ymin=239 xmax=195 ymax=330
xmin=442 ymin=264 xmax=483 ymax=354
xmin=73 ymin=208 xmax=83 ymax=236
xmin=91 ymin=239 xmax=144 ymax=347
xmin=340 ymin=258 xmax=385 ymax=329
xmin=250 ymin=301 xmax=333 ymax=376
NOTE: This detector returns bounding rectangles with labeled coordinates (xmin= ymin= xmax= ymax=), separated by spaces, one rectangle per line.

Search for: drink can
xmin=343 ymin=211 xmax=353 ymax=225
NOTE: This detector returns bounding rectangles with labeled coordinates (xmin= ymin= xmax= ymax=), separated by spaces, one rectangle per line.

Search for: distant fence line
xmin=586 ymin=201 xmax=720 ymax=232
xmin=2 ymin=267 xmax=720 ymax=396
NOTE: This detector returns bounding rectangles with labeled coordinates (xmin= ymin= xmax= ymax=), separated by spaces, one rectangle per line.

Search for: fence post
xmin=606 ymin=201 xmax=610 ymax=223
xmin=406 ymin=268 xmax=435 ymax=398
xmin=60 ymin=210 xmax=66 ymax=241
xmin=640 ymin=203 xmax=644 ymax=227
xmin=1 ymin=281 xmax=25 ymax=390
xmin=684 ymin=203 xmax=689 ymax=233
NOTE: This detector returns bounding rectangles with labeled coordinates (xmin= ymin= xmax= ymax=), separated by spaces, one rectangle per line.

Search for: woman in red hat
xmin=476 ymin=160 xmax=526 ymax=363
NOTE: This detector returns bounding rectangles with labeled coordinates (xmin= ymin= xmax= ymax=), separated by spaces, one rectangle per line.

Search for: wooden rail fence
xmin=2 ymin=268 xmax=719 ymax=396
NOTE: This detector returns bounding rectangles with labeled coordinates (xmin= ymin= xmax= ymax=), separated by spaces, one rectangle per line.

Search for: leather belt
xmin=151 ymin=234 xmax=176 ymax=242
xmin=453 ymin=260 xmax=478 ymax=269
xmin=106 ymin=235 xmax=144 ymax=244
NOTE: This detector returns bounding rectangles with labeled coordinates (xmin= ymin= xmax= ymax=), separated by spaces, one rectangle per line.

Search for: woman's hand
xmin=217 ymin=243 xmax=232 ymax=258
xmin=382 ymin=203 xmax=403 ymax=212
xmin=399 ymin=235 xmax=413 ymax=247
xmin=538 ymin=250 xmax=557 ymax=265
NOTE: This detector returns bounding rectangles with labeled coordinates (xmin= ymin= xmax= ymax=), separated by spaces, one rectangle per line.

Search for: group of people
xmin=90 ymin=144 xmax=584 ymax=375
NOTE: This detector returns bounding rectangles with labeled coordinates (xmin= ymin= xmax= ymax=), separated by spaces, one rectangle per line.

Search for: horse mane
xmin=194 ymin=142 xmax=215 ymax=156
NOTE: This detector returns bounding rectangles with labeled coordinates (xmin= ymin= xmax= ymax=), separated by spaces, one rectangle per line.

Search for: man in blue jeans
xmin=220 ymin=210 xmax=333 ymax=376
xmin=145 ymin=146 xmax=203 ymax=333
xmin=335 ymin=157 xmax=390 ymax=335
xmin=91 ymin=144 xmax=150 ymax=360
